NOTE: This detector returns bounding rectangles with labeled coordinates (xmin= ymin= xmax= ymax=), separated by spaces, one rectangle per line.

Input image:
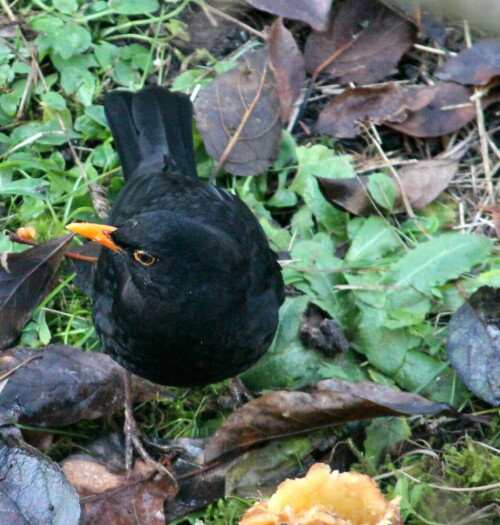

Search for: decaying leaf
xmin=0 ymin=234 xmax=73 ymax=350
xmin=64 ymin=241 xmax=101 ymax=297
xmin=313 ymin=83 xmax=437 ymax=138
xmin=384 ymin=82 xmax=476 ymax=137
xmin=0 ymin=344 xmax=166 ymax=427
xmin=204 ymin=379 xmax=451 ymax=464
xmin=63 ymin=456 xmax=176 ymax=524
xmin=304 ymin=0 xmax=415 ymax=83
xmin=240 ymin=463 xmax=402 ymax=525
xmin=316 ymin=159 xmax=458 ymax=215
xmin=446 ymin=286 xmax=500 ymax=406
xmin=0 ymin=435 xmax=80 ymax=525
xmin=437 ymin=38 xmax=500 ymax=86
xmin=195 ymin=48 xmax=281 ymax=176
xmin=244 ymin=0 xmax=332 ymax=31
xmin=480 ymin=204 xmax=500 ymax=239
xmin=267 ymin=18 xmax=305 ymax=123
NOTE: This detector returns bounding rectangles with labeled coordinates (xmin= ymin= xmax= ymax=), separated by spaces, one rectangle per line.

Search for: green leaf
xmin=364 ymin=417 xmax=410 ymax=467
xmin=53 ymin=0 xmax=78 ymax=14
xmin=0 ymin=178 xmax=50 ymax=197
xmin=109 ymin=0 xmax=159 ymax=15
xmin=291 ymin=145 xmax=352 ymax=236
xmin=345 ymin=216 xmax=400 ymax=264
xmin=241 ymin=296 xmax=335 ymax=390
xmin=367 ymin=172 xmax=396 ymax=210
xmin=41 ymin=92 xmax=67 ymax=111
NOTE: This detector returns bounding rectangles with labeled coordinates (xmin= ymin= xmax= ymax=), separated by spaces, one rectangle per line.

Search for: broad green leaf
xmin=291 ymin=145 xmax=352 ymax=236
xmin=388 ymin=233 xmax=492 ymax=293
xmin=41 ymin=92 xmax=66 ymax=111
xmin=345 ymin=216 xmax=400 ymax=263
xmin=109 ymin=0 xmax=159 ymax=15
xmin=0 ymin=178 xmax=49 ymax=197
xmin=367 ymin=172 xmax=396 ymax=210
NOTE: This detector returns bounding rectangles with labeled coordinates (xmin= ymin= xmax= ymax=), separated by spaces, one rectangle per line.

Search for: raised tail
xmin=104 ymin=85 xmax=197 ymax=180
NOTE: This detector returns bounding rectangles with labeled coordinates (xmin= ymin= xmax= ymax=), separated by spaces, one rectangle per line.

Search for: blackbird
xmin=67 ymin=85 xmax=284 ymax=474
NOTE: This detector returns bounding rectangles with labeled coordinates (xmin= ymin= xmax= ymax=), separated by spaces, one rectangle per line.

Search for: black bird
xmin=67 ymin=85 xmax=284 ymax=475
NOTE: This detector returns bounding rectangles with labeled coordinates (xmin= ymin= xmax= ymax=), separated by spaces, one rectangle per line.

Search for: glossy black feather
xmin=93 ymin=86 xmax=284 ymax=386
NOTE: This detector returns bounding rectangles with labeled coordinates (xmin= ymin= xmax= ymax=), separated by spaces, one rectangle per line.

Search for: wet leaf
xmin=304 ymin=0 xmax=415 ymax=83
xmin=316 ymin=159 xmax=459 ymax=215
xmin=244 ymin=0 xmax=332 ymax=31
xmin=0 ymin=435 xmax=80 ymax=525
xmin=384 ymin=82 xmax=476 ymax=137
xmin=194 ymin=48 xmax=281 ymax=176
xmin=437 ymin=38 xmax=500 ymax=86
xmin=204 ymin=379 xmax=451 ymax=464
xmin=446 ymin=286 xmax=500 ymax=406
xmin=267 ymin=18 xmax=305 ymax=122
xmin=63 ymin=457 xmax=175 ymax=524
xmin=0 ymin=344 xmax=166 ymax=427
xmin=0 ymin=234 xmax=73 ymax=350
xmin=314 ymin=83 xmax=437 ymax=138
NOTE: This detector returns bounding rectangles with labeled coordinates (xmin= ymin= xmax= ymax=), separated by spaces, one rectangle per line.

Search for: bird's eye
xmin=133 ymin=250 xmax=156 ymax=266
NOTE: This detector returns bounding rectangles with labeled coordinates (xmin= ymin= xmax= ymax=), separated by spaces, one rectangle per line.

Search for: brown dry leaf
xmin=0 ymin=344 xmax=166 ymax=427
xmin=267 ymin=18 xmax=305 ymax=123
xmin=384 ymin=82 xmax=476 ymax=137
xmin=437 ymin=38 xmax=500 ymax=86
xmin=313 ymin=83 xmax=437 ymax=138
xmin=315 ymin=159 xmax=458 ymax=215
xmin=204 ymin=379 xmax=451 ymax=464
xmin=0 ymin=234 xmax=73 ymax=350
xmin=194 ymin=48 xmax=281 ymax=176
xmin=63 ymin=456 xmax=176 ymax=524
xmin=304 ymin=0 xmax=416 ymax=83
xmin=244 ymin=0 xmax=332 ymax=31
xmin=394 ymin=159 xmax=459 ymax=210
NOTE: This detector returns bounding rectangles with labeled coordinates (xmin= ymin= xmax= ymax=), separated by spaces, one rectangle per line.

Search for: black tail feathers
xmin=104 ymin=85 xmax=197 ymax=180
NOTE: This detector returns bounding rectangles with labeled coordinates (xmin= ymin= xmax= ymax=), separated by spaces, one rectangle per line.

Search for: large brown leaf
xmin=0 ymin=435 xmax=80 ymax=525
xmin=384 ymin=82 xmax=476 ymax=137
xmin=267 ymin=18 xmax=305 ymax=123
xmin=204 ymin=379 xmax=451 ymax=463
xmin=194 ymin=48 xmax=281 ymax=176
xmin=244 ymin=0 xmax=332 ymax=31
xmin=0 ymin=345 xmax=166 ymax=427
xmin=0 ymin=234 xmax=73 ymax=350
xmin=316 ymin=159 xmax=458 ymax=215
xmin=314 ymin=83 xmax=437 ymax=138
xmin=437 ymin=38 xmax=500 ymax=86
xmin=304 ymin=0 xmax=415 ymax=83
xmin=446 ymin=286 xmax=500 ymax=406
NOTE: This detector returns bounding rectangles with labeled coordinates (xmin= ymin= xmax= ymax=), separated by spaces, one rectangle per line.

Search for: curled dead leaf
xmin=315 ymin=159 xmax=458 ymax=215
xmin=267 ymin=18 xmax=305 ymax=123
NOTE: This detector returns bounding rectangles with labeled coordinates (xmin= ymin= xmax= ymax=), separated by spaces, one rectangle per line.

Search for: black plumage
xmin=72 ymin=85 xmax=284 ymax=387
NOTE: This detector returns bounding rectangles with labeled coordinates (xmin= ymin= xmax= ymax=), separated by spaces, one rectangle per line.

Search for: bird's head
xmin=67 ymin=212 xmax=231 ymax=293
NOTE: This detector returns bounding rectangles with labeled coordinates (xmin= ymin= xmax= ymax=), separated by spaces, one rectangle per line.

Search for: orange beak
xmin=66 ymin=222 xmax=122 ymax=252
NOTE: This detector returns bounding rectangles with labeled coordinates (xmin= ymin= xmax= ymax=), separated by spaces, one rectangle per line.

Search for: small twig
xmin=0 ymin=355 xmax=43 ymax=382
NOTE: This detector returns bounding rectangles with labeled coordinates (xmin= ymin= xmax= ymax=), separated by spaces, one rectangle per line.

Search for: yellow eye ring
xmin=133 ymin=250 xmax=156 ymax=266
